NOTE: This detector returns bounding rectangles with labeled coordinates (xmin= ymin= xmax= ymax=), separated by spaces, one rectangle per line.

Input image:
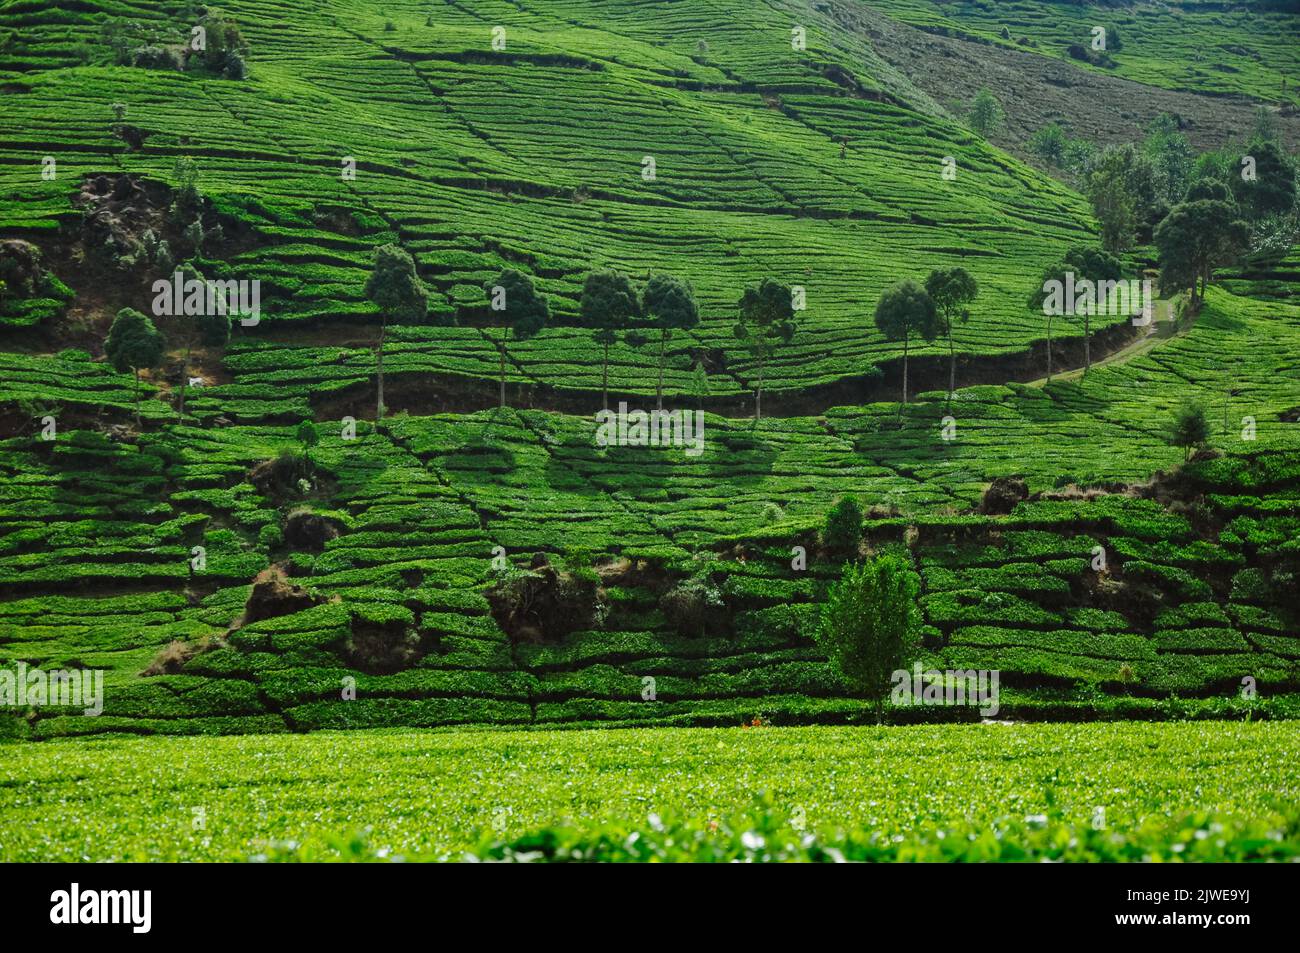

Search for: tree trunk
xmin=1046 ymin=315 xmax=1054 ymax=381
xmin=178 ymin=341 xmax=192 ymax=420
xmin=656 ymin=331 xmax=666 ymax=411
xmin=601 ymin=339 xmax=610 ymax=411
xmin=498 ymin=328 xmax=508 ymax=410
xmin=375 ymin=323 xmax=385 ymax=422
xmin=899 ymin=333 xmax=909 ymax=414
xmin=755 ymin=357 xmax=765 ymax=422
xmin=1083 ymin=313 xmax=1091 ymax=377
xmin=134 ymin=367 xmax=142 ymax=428
xmin=947 ymin=328 xmax=956 ymax=407
xmin=874 ymin=697 xmax=883 ymax=726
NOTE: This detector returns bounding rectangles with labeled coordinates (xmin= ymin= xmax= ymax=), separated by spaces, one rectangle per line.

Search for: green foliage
xmin=925 ymin=266 xmax=978 ymax=398
xmin=1087 ymin=143 xmax=1161 ymax=247
xmin=643 ymin=273 xmax=699 ymax=407
xmin=193 ymin=8 xmax=250 ymax=79
xmin=579 ymin=270 xmax=639 ymax=406
xmin=486 ymin=269 xmax=548 ymax=340
xmin=874 ymin=279 xmax=938 ymax=405
xmin=1232 ymin=141 xmax=1297 ymax=220
xmin=366 ymin=244 xmax=429 ymax=327
xmin=106 ymin=308 xmax=165 ymax=376
xmin=659 ymin=576 xmax=726 ymax=637
xmin=296 ymin=420 xmax=320 ymax=451
xmin=1169 ymin=402 xmax=1211 ymax=460
xmin=874 ymin=279 xmax=939 ymax=345
xmin=815 ymin=555 xmax=921 ymax=722
xmin=1 ymin=724 xmax=1296 ymax=861
xmin=1155 ymin=200 xmax=1250 ymax=302
xmin=734 ymin=278 xmax=797 ymax=419
xmin=822 ymin=496 xmax=863 ymax=555
xmin=966 ymin=87 xmax=1003 ymax=138
xmin=1028 ymin=122 xmax=1068 ymax=167
xmin=1142 ymin=113 xmax=1195 ymax=207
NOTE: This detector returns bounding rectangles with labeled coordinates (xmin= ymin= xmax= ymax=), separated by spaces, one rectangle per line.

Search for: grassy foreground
xmin=2 ymin=722 xmax=1298 ymax=861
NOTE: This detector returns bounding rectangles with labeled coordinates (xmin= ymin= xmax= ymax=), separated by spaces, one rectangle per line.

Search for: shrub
xmin=130 ymin=45 xmax=183 ymax=70
xmin=823 ymin=496 xmax=863 ymax=555
xmin=814 ymin=555 xmax=921 ymax=723
xmin=659 ymin=576 xmax=727 ymax=637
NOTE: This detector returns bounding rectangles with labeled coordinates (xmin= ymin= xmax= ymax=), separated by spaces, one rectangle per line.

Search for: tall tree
xmin=813 ymin=554 xmax=921 ymax=725
xmin=924 ymin=267 xmax=979 ymax=405
xmin=874 ymin=279 xmax=940 ymax=412
xmin=1087 ymin=144 xmax=1160 ymax=245
xmin=174 ymin=262 xmax=231 ymax=421
xmin=106 ymin=307 xmax=165 ymax=427
xmin=733 ymin=278 xmax=797 ymax=422
xmin=1154 ymin=200 xmax=1249 ymax=305
xmin=365 ymin=244 xmax=429 ymax=421
xmin=1142 ymin=113 xmax=1195 ymax=206
xmin=484 ymin=269 xmax=548 ymax=410
xmin=1028 ymin=247 xmax=1121 ymax=380
xmin=1231 ymin=140 xmax=1297 ymax=221
xmin=1090 ymin=174 xmax=1137 ymax=253
xmin=642 ymin=273 xmax=700 ymax=411
xmin=579 ymin=270 xmax=639 ymax=411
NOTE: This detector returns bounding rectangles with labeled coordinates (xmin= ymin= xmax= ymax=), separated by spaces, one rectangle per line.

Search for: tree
xmin=1231 ymin=140 xmax=1297 ymax=221
xmin=1029 ymin=246 xmax=1122 ymax=379
xmin=734 ymin=279 xmax=797 ymax=422
xmin=1087 ymin=144 xmax=1161 ymax=244
xmin=823 ymin=496 xmax=863 ymax=556
xmin=173 ymin=262 xmax=231 ymax=421
xmin=814 ymin=555 xmax=921 ymax=724
xmin=1143 ymin=113 xmax=1194 ymax=206
xmin=484 ymin=269 xmax=548 ymax=410
xmin=874 ymin=279 xmax=939 ymax=412
xmin=967 ymin=88 xmax=1004 ymax=138
xmin=689 ymin=360 xmax=710 ymax=411
xmin=1029 ymin=122 xmax=1068 ymax=167
xmin=1154 ymin=200 xmax=1249 ymax=305
xmin=924 ymin=267 xmax=979 ymax=404
xmin=192 ymin=8 xmax=250 ymax=78
xmin=643 ymin=273 xmax=699 ymax=411
xmin=579 ymin=270 xmax=640 ymax=411
xmin=1168 ymin=401 xmax=1210 ymax=460
xmin=1090 ymin=174 xmax=1137 ymax=253
xmin=296 ymin=419 xmax=320 ymax=469
xmin=1186 ymin=178 xmax=1232 ymax=203
xmin=106 ymin=307 xmax=165 ymax=426
xmin=365 ymin=244 xmax=429 ymax=421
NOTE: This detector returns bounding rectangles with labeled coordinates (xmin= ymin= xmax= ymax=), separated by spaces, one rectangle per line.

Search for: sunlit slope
xmin=875 ymin=0 xmax=1300 ymax=106
xmin=0 ymin=0 xmax=1099 ymax=400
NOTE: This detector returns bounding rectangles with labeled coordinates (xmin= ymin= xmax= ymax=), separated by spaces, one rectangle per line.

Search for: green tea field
xmin=2 ymin=722 xmax=1298 ymax=862
xmin=0 ymin=0 xmax=1297 ymax=868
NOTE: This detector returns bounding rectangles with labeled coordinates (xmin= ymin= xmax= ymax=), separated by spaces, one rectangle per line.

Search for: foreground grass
xmin=2 ymin=722 xmax=1298 ymax=861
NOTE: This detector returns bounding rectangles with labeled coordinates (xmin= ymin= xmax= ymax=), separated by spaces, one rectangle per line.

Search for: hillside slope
xmin=1 ymin=0 xmax=1116 ymax=406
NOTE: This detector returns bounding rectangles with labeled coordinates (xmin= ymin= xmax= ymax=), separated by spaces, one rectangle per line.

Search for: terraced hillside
xmin=1 ymin=0 xmax=1134 ymax=407
xmin=1 ymin=281 xmax=1296 ymax=737
xmin=0 ymin=0 xmax=1297 ymax=741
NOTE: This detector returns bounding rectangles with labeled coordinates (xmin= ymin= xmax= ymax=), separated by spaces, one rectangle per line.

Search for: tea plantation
xmin=1 ymin=722 xmax=1297 ymax=861
xmin=0 ymin=0 xmax=1297 ymax=862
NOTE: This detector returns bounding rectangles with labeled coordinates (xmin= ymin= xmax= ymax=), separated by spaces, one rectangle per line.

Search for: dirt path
xmin=1025 ymin=298 xmax=1183 ymax=388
